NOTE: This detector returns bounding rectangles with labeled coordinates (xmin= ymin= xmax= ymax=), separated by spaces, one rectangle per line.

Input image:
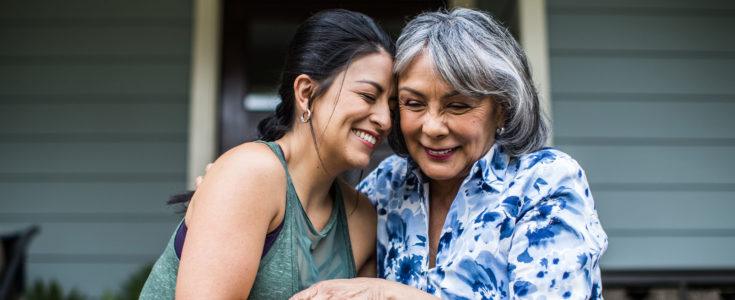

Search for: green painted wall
xmin=548 ymin=0 xmax=735 ymax=269
xmin=0 ymin=0 xmax=191 ymax=296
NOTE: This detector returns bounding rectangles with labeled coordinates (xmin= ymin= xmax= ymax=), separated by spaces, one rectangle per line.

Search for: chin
xmin=344 ymin=158 xmax=370 ymax=170
xmin=344 ymin=142 xmax=375 ymax=168
xmin=343 ymin=150 xmax=371 ymax=169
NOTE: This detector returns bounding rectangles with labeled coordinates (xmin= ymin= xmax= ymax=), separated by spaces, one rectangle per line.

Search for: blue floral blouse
xmin=357 ymin=144 xmax=608 ymax=299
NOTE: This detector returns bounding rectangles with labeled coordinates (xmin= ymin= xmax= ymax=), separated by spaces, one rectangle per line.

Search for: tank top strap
xmin=255 ymin=140 xmax=295 ymax=186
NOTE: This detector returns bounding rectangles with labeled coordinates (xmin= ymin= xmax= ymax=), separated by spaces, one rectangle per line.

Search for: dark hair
xmin=257 ymin=9 xmax=395 ymax=141
xmin=169 ymin=9 xmax=394 ymax=207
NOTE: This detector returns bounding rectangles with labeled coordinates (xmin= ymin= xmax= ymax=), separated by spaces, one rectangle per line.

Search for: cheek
xmin=452 ymin=115 xmax=493 ymax=143
xmin=331 ymin=98 xmax=366 ymax=123
xmin=399 ymin=111 xmax=421 ymax=139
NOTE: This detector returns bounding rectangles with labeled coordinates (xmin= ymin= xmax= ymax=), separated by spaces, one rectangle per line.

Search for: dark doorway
xmin=218 ymin=0 xmax=448 ymax=154
xmin=217 ymin=0 xmax=520 ymax=174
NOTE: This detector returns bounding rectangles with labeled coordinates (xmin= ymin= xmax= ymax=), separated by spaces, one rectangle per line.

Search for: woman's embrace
xmin=294 ymin=8 xmax=607 ymax=299
xmin=142 ymin=7 xmax=607 ymax=300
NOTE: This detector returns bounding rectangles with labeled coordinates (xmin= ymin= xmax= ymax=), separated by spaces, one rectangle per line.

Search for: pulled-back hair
xmin=169 ymin=9 xmax=394 ymax=207
xmin=257 ymin=9 xmax=395 ymax=141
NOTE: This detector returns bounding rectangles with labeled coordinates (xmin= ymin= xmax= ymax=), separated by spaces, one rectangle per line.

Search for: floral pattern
xmin=358 ymin=144 xmax=608 ymax=299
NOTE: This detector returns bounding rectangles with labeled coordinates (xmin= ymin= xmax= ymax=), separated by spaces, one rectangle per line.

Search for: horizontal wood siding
xmin=548 ymin=0 xmax=735 ymax=270
xmin=0 ymin=0 xmax=191 ymax=296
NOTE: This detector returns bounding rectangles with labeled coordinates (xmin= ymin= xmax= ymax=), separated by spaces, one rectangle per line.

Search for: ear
xmin=293 ymin=74 xmax=316 ymax=114
xmin=492 ymin=97 xmax=507 ymax=129
xmin=496 ymin=107 xmax=506 ymax=129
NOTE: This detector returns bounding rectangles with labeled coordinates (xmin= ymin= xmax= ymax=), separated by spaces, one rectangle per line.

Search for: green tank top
xmin=140 ymin=141 xmax=357 ymax=299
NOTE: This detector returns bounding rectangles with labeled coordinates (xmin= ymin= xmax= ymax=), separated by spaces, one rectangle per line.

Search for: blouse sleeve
xmin=357 ymin=155 xmax=404 ymax=209
xmin=507 ymin=155 xmax=607 ymax=299
xmin=357 ymin=168 xmax=379 ymax=208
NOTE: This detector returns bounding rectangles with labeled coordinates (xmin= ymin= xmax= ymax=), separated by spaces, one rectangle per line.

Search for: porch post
xmin=519 ymin=0 xmax=553 ymax=145
xmin=187 ymin=0 xmax=222 ymax=188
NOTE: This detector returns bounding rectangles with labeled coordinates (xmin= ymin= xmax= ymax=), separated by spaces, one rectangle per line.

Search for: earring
xmin=496 ymin=126 xmax=505 ymax=135
xmin=299 ymin=108 xmax=312 ymax=123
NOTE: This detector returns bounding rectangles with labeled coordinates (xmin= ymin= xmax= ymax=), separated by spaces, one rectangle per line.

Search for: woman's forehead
xmin=398 ymin=76 xmax=453 ymax=97
xmin=396 ymin=51 xmax=450 ymax=87
xmin=344 ymin=52 xmax=393 ymax=81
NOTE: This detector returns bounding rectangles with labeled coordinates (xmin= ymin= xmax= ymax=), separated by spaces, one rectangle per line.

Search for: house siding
xmin=548 ymin=0 xmax=735 ymax=269
xmin=0 ymin=0 xmax=191 ymax=296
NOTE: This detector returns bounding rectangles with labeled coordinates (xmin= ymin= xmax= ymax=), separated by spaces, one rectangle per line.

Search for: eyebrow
xmin=399 ymin=87 xmax=461 ymax=100
xmin=398 ymin=87 xmax=425 ymax=98
xmin=356 ymin=80 xmax=385 ymax=94
xmin=443 ymin=90 xmax=461 ymax=99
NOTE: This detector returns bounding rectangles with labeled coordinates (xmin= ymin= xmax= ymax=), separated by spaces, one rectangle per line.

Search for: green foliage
xmin=24 ymin=263 xmax=153 ymax=300
xmin=25 ymin=279 xmax=86 ymax=300
xmin=102 ymin=263 xmax=154 ymax=300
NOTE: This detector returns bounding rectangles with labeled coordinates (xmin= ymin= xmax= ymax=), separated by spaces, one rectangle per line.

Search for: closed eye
xmin=358 ymin=92 xmax=377 ymax=102
xmin=401 ymin=99 xmax=425 ymax=110
xmin=447 ymin=102 xmax=472 ymax=113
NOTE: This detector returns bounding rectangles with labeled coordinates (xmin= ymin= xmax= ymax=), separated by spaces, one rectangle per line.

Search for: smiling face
xmin=309 ymin=51 xmax=394 ymax=170
xmin=398 ymin=51 xmax=501 ymax=183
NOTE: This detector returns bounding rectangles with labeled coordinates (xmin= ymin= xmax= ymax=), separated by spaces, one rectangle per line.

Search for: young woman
xmin=140 ymin=9 xmax=395 ymax=299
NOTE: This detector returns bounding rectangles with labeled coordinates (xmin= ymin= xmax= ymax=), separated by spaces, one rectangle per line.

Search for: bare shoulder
xmin=203 ymin=141 xmax=286 ymax=201
xmin=186 ymin=142 xmax=287 ymax=224
xmin=177 ymin=141 xmax=287 ymax=297
xmin=217 ymin=141 xmax=284 ymax=172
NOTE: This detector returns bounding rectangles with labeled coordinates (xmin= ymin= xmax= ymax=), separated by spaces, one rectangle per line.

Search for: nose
xmin=422 ymin=111 xmax=448 ymax=139
xmin=370 ymin=98 xmax=392 ymax=134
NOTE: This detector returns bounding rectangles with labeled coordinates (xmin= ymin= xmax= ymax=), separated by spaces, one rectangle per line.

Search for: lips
xmin=352 ymin=129 xmax=379 ymax=148
xmin=424 ymin=146 xmax=458 ymax=160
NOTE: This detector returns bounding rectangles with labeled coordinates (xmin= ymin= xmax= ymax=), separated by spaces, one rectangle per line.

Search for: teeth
xmin=427 ymin=148 xmax=453 ymax=155
xmin=352 ymin=130 xmax=376 ymax=145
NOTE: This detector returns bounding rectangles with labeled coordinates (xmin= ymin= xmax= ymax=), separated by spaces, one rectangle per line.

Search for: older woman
xmin=292 ymin=8 xmax=608 ymax=299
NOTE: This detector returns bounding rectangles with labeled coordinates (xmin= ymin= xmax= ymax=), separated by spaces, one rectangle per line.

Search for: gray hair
xmin=390 ymin=8 xmax=549 ymax=157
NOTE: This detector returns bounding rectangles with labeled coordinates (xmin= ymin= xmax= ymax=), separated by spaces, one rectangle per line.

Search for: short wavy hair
xmin=388 ymin=8 xmax=549 ymax=157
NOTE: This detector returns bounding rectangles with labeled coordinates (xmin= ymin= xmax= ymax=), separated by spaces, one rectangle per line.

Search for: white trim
xmin=187 ymin=0 xmax=221 ymax=188
xmin=243 ymin=93 xmax=280 ymax=111
xmin=518 ymin=0 xmax=553 ymax=145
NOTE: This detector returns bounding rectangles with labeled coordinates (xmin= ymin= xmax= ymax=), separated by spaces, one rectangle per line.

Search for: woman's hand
xmin=290 ymin=278 xmax=439 ymax=300
xmin=194 ymin=163 xmax=213 ymax=189
xmin=290 ymin=278 xmax=387 ymax=300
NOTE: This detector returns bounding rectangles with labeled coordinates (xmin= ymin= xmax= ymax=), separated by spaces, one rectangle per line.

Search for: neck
xmin=276 ymin=129 xmax=341 ymax=211
xmin=428 ymin=144 xmax=495 ymax=208
xmin=428 ymin=175 xmax=465 ymax=209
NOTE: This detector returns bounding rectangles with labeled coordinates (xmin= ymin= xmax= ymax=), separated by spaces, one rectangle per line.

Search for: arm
xmin=507 ymin=157 xmax=607 ymax=299
xmin=176 ymin=143 xmax=285 ymax=299
xmin=289 ymin=278 xmax=438 ymax=300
